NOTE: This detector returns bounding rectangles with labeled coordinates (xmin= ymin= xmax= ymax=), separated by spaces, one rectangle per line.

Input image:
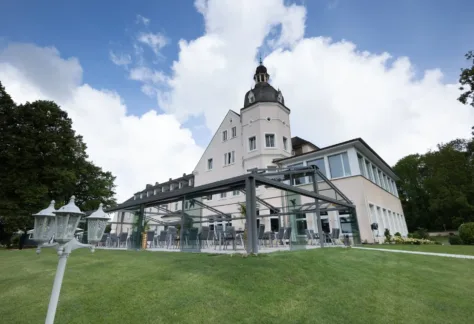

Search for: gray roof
xmin=243 ymin=82 xmax=286 ymax=108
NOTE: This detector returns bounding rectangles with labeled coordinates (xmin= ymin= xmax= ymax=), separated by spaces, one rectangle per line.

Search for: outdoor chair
xmin=146 ymin=230 xmax=155 ymax=248
xmin=330 ymin=228 xmax=342 ymax=245
xmin=274 ymin=227 xmax=285 ymax=247
xmin=108 ymin=233 xmax=118 ymax=248
xmin=99 ymin=233 xmax=108 ymax=247
xmin=186 ymin=227 xmax=199 ymax=249
xmin=198 ymin=226 xmax=209 ymax=248
xmin=156 ymin=231 xmax=167 ymax=248
xmin=309 ymin=229 xmax=321 ymax=246
xmin=283 ymin=227 xmax=292 ymax=249
xmin=207 ymin=230 xmax=215 ymax=248
xmin=223 ymin=226 xmax=236 ymax=250
xmin=118 ymin=232 xmax=129 ymax=248
xmin=166 ymin=227 xmax=178 ymax=249
xmin=214 ymin=228 xmax=225 ymax=250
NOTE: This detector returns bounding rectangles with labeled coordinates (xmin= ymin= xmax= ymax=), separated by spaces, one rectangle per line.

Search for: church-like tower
xmin=241 ymin=59 xmax=293 ymax=171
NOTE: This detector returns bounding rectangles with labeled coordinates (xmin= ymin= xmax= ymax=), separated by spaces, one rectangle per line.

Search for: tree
xmin=458 ymin=51 xmax=474 ymax=108
xmin=0 ymin=81 xmax=117 ymax=239
xmin=394 ymin=139 xmax=474 ymax=231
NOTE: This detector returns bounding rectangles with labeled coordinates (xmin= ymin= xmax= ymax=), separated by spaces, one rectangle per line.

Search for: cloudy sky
xmin=1 ymin=0 xmax=473 ymax=202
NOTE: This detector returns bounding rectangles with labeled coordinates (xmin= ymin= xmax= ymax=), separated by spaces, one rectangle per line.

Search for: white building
xmin=111 ymin=61 xmax=407 ymax=244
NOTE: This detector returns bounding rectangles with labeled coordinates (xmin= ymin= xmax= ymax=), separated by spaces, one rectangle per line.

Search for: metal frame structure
xmin=106 ymin=166 xmax=357 ymax=254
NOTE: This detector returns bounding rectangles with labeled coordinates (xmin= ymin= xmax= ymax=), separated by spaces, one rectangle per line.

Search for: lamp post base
xmin=40 ymin=238 xmax=94 ymax=324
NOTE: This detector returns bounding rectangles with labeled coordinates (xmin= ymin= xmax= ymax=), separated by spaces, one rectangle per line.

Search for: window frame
xmin=264 ymin=133 xmax=276 ymax=148
xmin=248 ymin=136 xmax=257 ymax=152
xmin=327 ymin=151 xmax=351 ymax=179
xmin=283 ymin=136 xmax=288 ymax=151
xmin=222 ymin=130 xmax=228 ymax=142
xmin=231 ymin=126 xmax=237 ymax=138
xmin=207 ymin=158 xmax=213 ymax=171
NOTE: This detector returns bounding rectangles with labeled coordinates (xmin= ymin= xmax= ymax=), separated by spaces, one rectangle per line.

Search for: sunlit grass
xmin=1 ymin=248 xmax=473 ymax=323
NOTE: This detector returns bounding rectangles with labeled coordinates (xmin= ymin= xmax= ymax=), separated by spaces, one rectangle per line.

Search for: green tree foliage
xmin=394 ymin=139 xmax=474 ymax=231
xmin=0 ymin=81 xmax=117 ymax=239
xmin=458 ymin=51 xmax=474 ymax=107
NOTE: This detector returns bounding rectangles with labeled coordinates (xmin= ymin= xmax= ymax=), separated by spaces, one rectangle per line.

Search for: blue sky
xmin=1 ymin=0 xmax=473 ymax=147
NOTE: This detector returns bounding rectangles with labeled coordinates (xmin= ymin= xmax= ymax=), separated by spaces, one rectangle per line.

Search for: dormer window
xmin=139 ymin=193 xmax=143 ymax=199
xmin=248 ymin=91 xmax=255 ymax=103
xmin=162 ymin=187 xmax=165 ymax=192
xmin=179 ymin=182 xmax=183 ymax=189
xmin=188 ymin=178 xmax=193 ymax=186
xmin=277 ymin=91 xmax=283 ymax=103
xmin=134 ymin=195 xmax=137 ymax=200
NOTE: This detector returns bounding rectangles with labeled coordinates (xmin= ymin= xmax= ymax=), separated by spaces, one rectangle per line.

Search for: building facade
xmin=111 ymin=61 xmax=407 ymax=244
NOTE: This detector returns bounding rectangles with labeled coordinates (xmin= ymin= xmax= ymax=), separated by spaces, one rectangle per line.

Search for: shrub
xmin=449 ymin=235 xmax=463 ymax=245
xmin=459 ymin=223 xmax=474 ymax=245
xmin=415 ymin=228 xmax=430 ymax=239
xmin=394 ymin=232 xmax=401 ymax=237
xmin=384 ymin=229 xmax=391 ymax=243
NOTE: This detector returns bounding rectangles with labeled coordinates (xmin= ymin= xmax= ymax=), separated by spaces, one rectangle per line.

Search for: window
xmin=139 ymin=193 xmax=143 ymax=199
xmin=328 ymin=152 xmax=351 ymax=178
xmin=357 ymin=154 xmax=367 ymax=177
xmin=231 ymin=126 xmax=237 ymax=138
xmin=207 ymin=158 xmax=213 ymax=170
xmin=382 ymin=173 xmax=388 ymax=190
xmin=365 ymin=160 xmax=374 ymax=181
xmin=222 ymin=130 xmax=228 ymax=141
xmin=265 ymin=134 xmax=275 ymax=148
xmin=283 ymin=137 xmax=288 ymax=151
xmin=224 ymin=151 xmax=235 ymax=166
xmin=174 ymin=202 xmax=179 ymax=211
xmin=179 ymin=182 xmax=183 ymax=189
xmin=270 ymin=218 xmax=279 ymax=232
xmin=339 ymin=214 xmax=353 ymax=234
xmin=249 ymin=136 xmax=256 ymax=151
xmin=233 ymin=190 xmax=240 ymax=196
xmin=378 ymin=170 xmax=383 ymax=188
xmin=307 ymin=158 xmax=326 ymax=182
xmin=188 ymin=179 xmax=193 ymax=186
xmin=372 ymin=166 xmax=380 ymax=186
xmin=220 ymin=192 xmax=227 ymax=198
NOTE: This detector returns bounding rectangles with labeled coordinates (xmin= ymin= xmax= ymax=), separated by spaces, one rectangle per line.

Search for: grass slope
xmin=0 ymin=248 xmax=473 ymax=324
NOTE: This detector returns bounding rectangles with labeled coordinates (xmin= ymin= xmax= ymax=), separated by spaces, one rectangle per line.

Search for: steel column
xmin=311 ymin=173 xmax=324 ymax=248
xmin=245 ymin=176 xmax=258 ymax=254
xmin=134 ymin=204 xmax=145 ymax=249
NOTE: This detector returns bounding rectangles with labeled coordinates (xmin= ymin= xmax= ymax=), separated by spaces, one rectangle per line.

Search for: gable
xmin=192 ymin=110 xmax=241 ymax=172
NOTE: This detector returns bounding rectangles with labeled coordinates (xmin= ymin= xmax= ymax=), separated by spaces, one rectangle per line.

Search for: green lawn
xmin=360 ymin=244 xmax=474 ymax=256
xmin=1 ymin=248 xmax=473 ymax=324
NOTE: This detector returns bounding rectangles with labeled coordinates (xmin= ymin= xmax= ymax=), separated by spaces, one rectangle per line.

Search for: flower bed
xmin=391 ymin=236 xmax=437 ymax=245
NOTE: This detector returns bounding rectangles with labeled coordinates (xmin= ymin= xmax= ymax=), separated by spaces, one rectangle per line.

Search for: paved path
xmin=354 ymin=247 xmax=474 ymax=260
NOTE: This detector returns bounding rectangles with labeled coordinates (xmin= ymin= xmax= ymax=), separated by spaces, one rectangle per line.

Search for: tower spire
xmin=259 ymin=53 xmax=263 ymax=65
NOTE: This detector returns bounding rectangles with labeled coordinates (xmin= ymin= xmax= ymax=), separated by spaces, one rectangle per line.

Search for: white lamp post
xmin=32 ymin=196 xmax=109 ymax=324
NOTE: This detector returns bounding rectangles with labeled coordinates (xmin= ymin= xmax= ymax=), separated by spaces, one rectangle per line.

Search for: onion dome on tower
xmin=243 ymin=57 xmax=285 ymax=108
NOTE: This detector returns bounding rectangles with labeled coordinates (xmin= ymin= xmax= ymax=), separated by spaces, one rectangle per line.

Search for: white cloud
xmin=137 ymin=32 xmax=168 ymax=57
xmin=0 ymin=44 xmax=203 ymax=202
xmin=153 ymin=0 xmax=473 ymax=165
xmin=109 ymin=51 xmax=132 ymax=66
xmin=136 ymin=14 xmax=150 ymax=26
xmin=2 ymin=0 xmax=474 ymax=205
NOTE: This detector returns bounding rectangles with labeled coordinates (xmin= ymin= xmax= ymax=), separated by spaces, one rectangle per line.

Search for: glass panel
xmin=288 ymin=163 xmax=306 ymax=185
xmin=342 ymin=152 xmax=351 ymax=176
xmin=328 ymin=154 xmax=344 ymax=178
xmin=285 ymin=192 xmax=306 ymax=250
xmin=180 ymin=198 xmax=203 ymax=252
xmin=357 ymin=154 xmax=366 ymax=177
xmin=365 ymin=160 xmax=374 ymax=181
